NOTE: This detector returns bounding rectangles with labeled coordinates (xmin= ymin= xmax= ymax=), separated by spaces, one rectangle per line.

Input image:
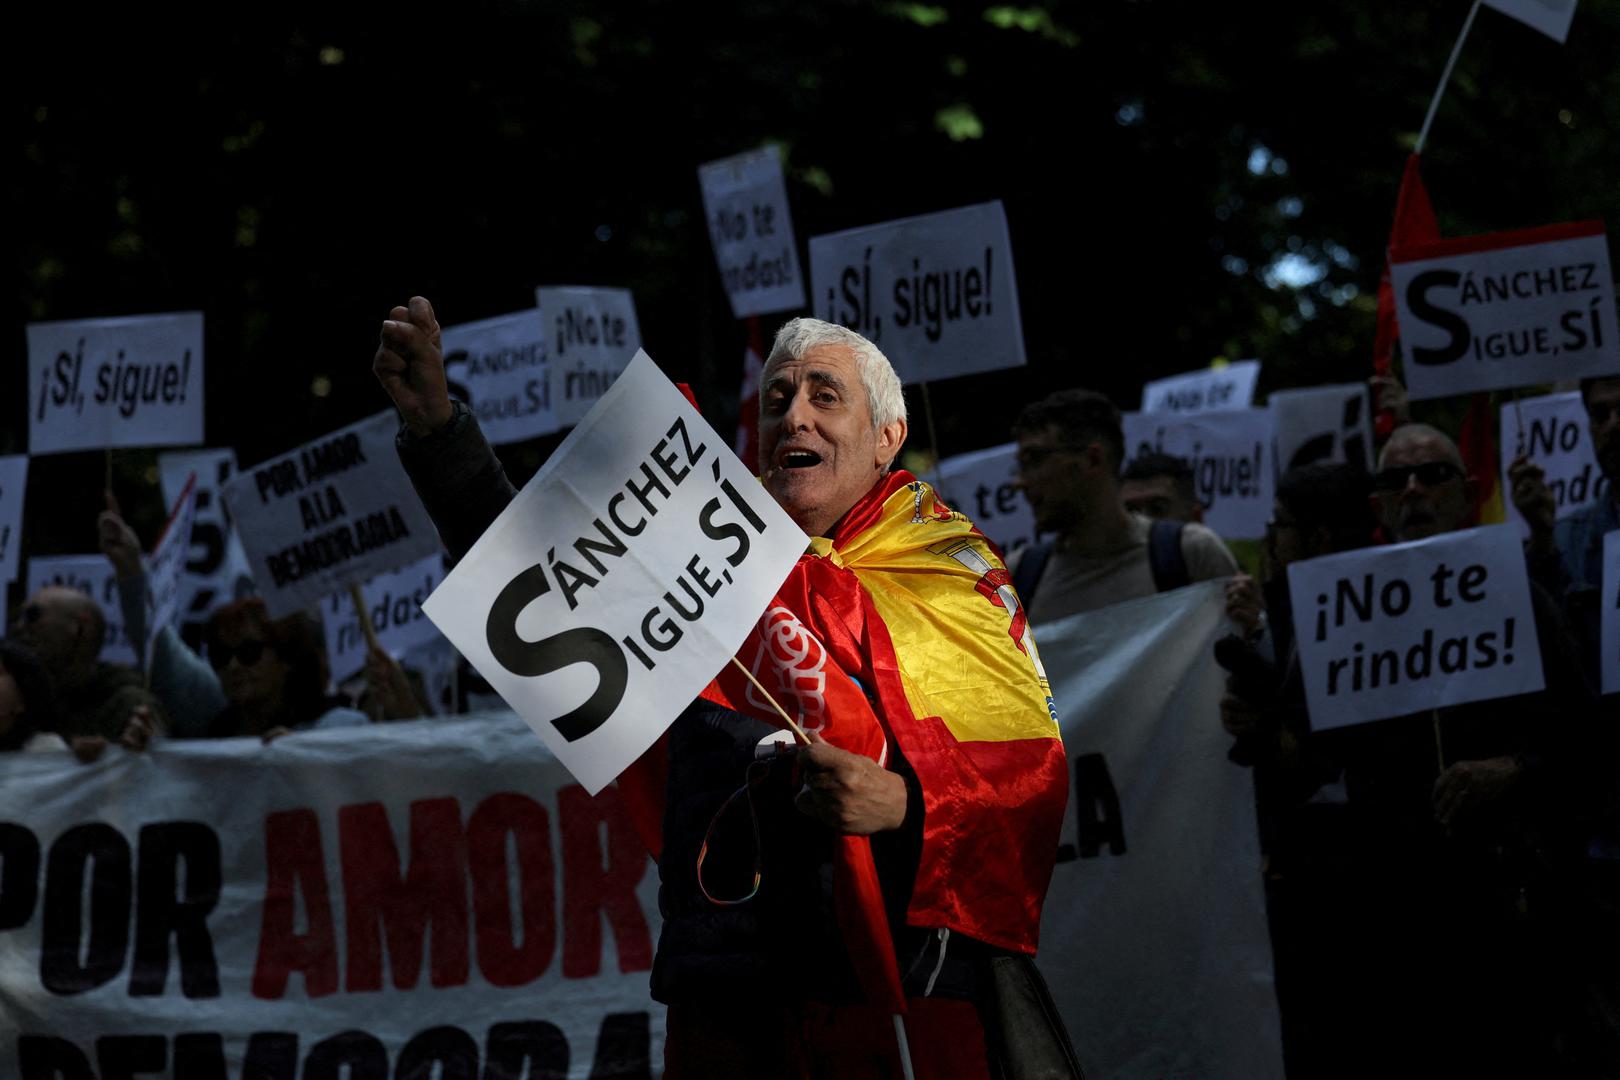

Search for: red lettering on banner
xmin=339 ymin=798 xmax=470 ymax=992
xmin=558 ymin=784 xmax=653 ymax=977
xmin=468 ymin=793 xmax=557 ymax=986
xmin=252 ymin=809 xmax=338 ymax=999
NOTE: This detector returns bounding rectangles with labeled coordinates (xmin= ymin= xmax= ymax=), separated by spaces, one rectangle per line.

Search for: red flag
xmin=735 ymin=316 xmax=766 ymax=473
xmin=1372 ymin=153 xmax=1440 ymax=437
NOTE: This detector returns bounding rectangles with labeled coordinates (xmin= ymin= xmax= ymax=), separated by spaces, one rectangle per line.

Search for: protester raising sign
xmin=27 ymin=312 xmax=205 ymax=456
xmin=933 ymin=443 xmax=1038 ymax=557
xmin=424 ymin=351 xmax=808 ymax=794
xmin=0 ymin=456 xmax=27 ymax=587
xmin=221 ymin=413 xmax=442 ymax=619
xmin=808 ymin=201 xmax=1025 ymax=384
xmin=697 ymin=146 xmax=807 ymax=319
xmin=1141 ymin=360 xmax=1261 ymax=415
xmin=1121 ymin=409 xmax=1275 ymax=539
xmin=321 ymin=553 xmax=447 ymax=682
xmin=442 ymin=309 xmax=557 ymax=445
xmin=1270 ymin=383 xmax=1375 ymax=474
xmin=537 ymin=286 xmax=642 ymax=429
xmin=1482 ymin=0 xmax=1578 ymax=43
xmin=1604 ymin=531 xmax=1620 ymax=696
xmin=1391 ymin=221 xmax=1620 ymax=401
xmin=145 ymin=475 xmax=198 ymax=653
xmin=22 ymin=556 xmax=137 ymax=666
xmin=1287 ymin=525 xmax=1544 ymax=730
xmin=1499 ymin=391 xmax=1607 ymax=539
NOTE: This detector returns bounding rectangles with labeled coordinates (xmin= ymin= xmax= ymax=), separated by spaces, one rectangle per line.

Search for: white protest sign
xmin=1141 ymin=360 xmax=1261 ymax=415
xmin=442 ymin=309 xmax=557 ymax=445
xmin=0 ymin=456 xmax=28 ymax=586
xmin=221 ymin=412 xmax=443 ymax=619
xmin=933 ymin=443 xmax=1038 ymax=557
xmin=1288 ymin=525 xmax=1544 ymax=730
xmin=160 ymin=449 xmax=257 ymax=637
xmin=1270 ymin=383 xmax=1375 ymax=474
xmin=1604 ymin=531 xmax=1620 ymax=696
xmin=22 ymin=556 xmax=137 ymax=666
xmin=809 ymin=201 xmax=1024 ymax=384
xmin=144 ymin=475 xmax=197 ymax=650
xmin=1482 ymin=0 xmax=1578 ymax=43
xmin=1122 ymin=409 xmax=1275 ymax=540
xmin=1391 ymin=221 xmax=1620 ymax=400
xmin=322 ymin=553 xmax=448 ymax=682
xmin=698 ymin=146 xmax=806 ymax=318
xmin=27 ymin=312 xmax=204 ymax=455
xmin=1499 ymin=391 xmax=1607 ymax=538
xmin=424 ymin=351 xmax=808 ymax=794
xmin=538 ymin=286 xmax=642 ymax=429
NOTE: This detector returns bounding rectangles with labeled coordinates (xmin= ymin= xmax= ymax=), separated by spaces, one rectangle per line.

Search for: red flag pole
xmin=1416 ymin=0 xmax=1483 ymax=154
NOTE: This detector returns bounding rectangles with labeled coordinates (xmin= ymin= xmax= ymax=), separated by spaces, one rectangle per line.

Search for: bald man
xmin=11 ymin=584 xmax=161 ymax=741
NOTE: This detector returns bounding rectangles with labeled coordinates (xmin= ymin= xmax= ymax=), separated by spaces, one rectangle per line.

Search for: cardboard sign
xmin=1604 ymin=531 xmax=1620 ymax=696
xmin=424 ymin=351 xmax=808 ymax=794
xmin=1122 ymin=410 xmax=1275 ymax=540
xmin=442 ymin=309 xmax=557 ymax=445
xmin=1287 ymin=525 xmax=1544 ymax=730
xmin=221 ymin=412 xmax=443 ymax=619
xmin=0 ymin=456 xmax=28 ymax=586
xmin=1391 ymin=221 xmax=1620 ymax=400
xmin=697 ymin=146 xmax=807 ymax=318
xmin=1482 ymin=0 xmax=1578 ymax=43
xmin=27 ymin=312 xmax=205 ymax=455
xmin=1499 ymin=391 xmax=1607 ymax=538
xmin=933 ymin=443 xmax=1038 ymax=557
xmin=159 ymin=449 xmax=257 ymax=638
xmin=22 ymin=556 xmax=137 ymax=666
xmin=322 ymin=553 xmax=448 ymax=682
xmin=808 ymin=201 xmax=1025 ymax=384
xmin=537 ymin=286 xmax=642 ymax=429
xmin=145 ymin=475 xmax=197 ymax=651
xmin=1270 ymin=383 xmax=1375 ymax=475
xmin=1141 ymin=360 xmax=1261 ymax=415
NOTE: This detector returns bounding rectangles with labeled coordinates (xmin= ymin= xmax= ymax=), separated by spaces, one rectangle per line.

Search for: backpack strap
xmin=1148 ymin=519 xmax=1190 ymax=593
xmin=1012 ymin=539 xmax=1055 ymax=605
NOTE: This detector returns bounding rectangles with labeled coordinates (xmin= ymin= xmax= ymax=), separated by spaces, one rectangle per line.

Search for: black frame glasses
xmin=1372 ymin=461 xmax=1463 ymax=493
xmin=209 ymin=639 xmax=269 ymax=670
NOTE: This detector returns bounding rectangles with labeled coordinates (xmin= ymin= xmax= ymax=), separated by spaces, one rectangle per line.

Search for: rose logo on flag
xmin=747 ymin=605 xmax=830 ymax=732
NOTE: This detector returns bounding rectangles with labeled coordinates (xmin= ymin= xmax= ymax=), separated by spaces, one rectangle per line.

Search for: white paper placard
xmin=1482 ymin=0 xmax=1578 ymax=42
xmin=442 ymin=309 xmax=558 ymax=445
xmin=1499 ymin=391 xmax=1607 ymax=538
xmin=0 ymin=456 xmax=28 ymax=586
xmin=21 ymin=556 xmax=137 ymax=666
xmin=159 ymin=449 xmax=257 ymax=634
xmin=1287 ymin=525 xmax=1544 ymax=729
xmin=1391 ymin=222 xmax=1620 ymax=400
xmin=698 ymin=146 xmax=807 ymax=319
xmin=538 ymin=286 xmax=642 ymax=429
xmin=933 ymin=443 xmax=1039 ymax=557
xmin=1270 ymin=383 xmax=1375 ymax=475
xmin=145 ymin=474 xmax=198 ymax=651
xmin=27 ymin=312 xmax=205 ymax=455
xmin=1141 ymin=360 xmax=1261 ymax=415
xmin=424 ymin=351 xmax=809 ymax=794
xmin=321 ymin=553 xmax=448 ymax=682
xmin=808 ymin=201 xmax=1025 ymax=384
xmin=221 ymin=412 xmax=443 ymax=619
xmin=1604 ymin=531 xmax=1620 ymax=696
xmin=1122 ymin=409 xmax=1275 ymax=540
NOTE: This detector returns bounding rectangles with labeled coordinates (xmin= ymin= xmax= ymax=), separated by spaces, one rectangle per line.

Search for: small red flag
xmin=735 ymin=316 xmax=766 ymax=474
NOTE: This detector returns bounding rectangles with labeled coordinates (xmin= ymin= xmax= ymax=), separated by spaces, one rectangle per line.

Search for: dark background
xmin=11 ymin=0 xmax=1620 ymax=553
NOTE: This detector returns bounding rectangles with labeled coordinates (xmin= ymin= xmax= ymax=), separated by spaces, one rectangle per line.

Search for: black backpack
xmin=1011 ymin=519 xmax=1189 ymax=605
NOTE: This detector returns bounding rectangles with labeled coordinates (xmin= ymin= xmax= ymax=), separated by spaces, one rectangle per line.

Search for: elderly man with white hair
xmin=373 ymin=297 xmax=1072 ymax=1079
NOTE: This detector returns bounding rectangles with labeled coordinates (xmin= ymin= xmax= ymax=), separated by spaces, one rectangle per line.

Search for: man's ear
xmin=876 ymin=417 xmax=907 ymax=469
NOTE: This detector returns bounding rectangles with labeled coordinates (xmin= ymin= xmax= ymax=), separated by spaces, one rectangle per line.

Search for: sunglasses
xmin=210 ymin=639 xmax=270 ymax=670
xmin=1373 ymin=461 xmax=1463 ymax=493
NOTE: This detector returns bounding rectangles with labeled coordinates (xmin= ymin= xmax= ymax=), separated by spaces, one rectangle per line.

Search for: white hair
xmin=762 ymin=318 xmax=907 ymax=432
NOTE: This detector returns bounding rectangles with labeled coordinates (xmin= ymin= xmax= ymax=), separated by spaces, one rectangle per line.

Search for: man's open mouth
xmin=780 ymin=450 xmax=823 ymax=469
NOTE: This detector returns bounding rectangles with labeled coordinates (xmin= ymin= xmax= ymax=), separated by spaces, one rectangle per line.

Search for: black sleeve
xmin=394 ymin=401 xmax=518 ymax=563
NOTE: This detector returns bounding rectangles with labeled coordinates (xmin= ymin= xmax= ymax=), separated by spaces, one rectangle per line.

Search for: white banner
xmin=1140 ymin=360 xmax=1261 ymax=415
xmin=1122 ymin=409 xmax=1275 ymax=539
xmin=321 ymin=554 xmax=449 ymax=682
xmin=425 ymin=351 xmax=807 ymax=795
xmin=1499 ymin=391 xmax=1607 ymax=538
xmin=1287 ymin=525 xmax=1543 ymax=730
xmin=933 ymin=443 xmax=1038 ymax=557
xmin=221 ymin=413 xmax=443 ymax=620
xmin=808 ymin=201 xmax=1024 ymax=384
xmin=1604 ymin=531 xmax=1620 ymax=696
xmin=1391 ymin=222 xmax=1620 ymax=400
xmin=1269 ymin=383 xmax=1375 ymax=475
xmin=160 ymin=449 xmax=257 ymax=640
xmin=21 ymin=556 xmax=137 ymax=666
xmin=27 ymin=312 xmax=205 ymax=455
xmin=1033 ymin=582 xmax=1284 ymax=1080
xmin=538 ymin=287 xmax=642 ymax=429
xmin=145 ymin=475 xmax=198 ymax=654
xmin=1482 ymin=0 xmax=1578 ymax=42
xmin=0 ymin=715 xmax=665 ymax=1079
xmin=0 ymin=456 xmax=28 ymax=586
xmin=442 ymin=309 xmax=558 ymax=445
xmin=697 ymin=146 xmax=806 ymax=319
